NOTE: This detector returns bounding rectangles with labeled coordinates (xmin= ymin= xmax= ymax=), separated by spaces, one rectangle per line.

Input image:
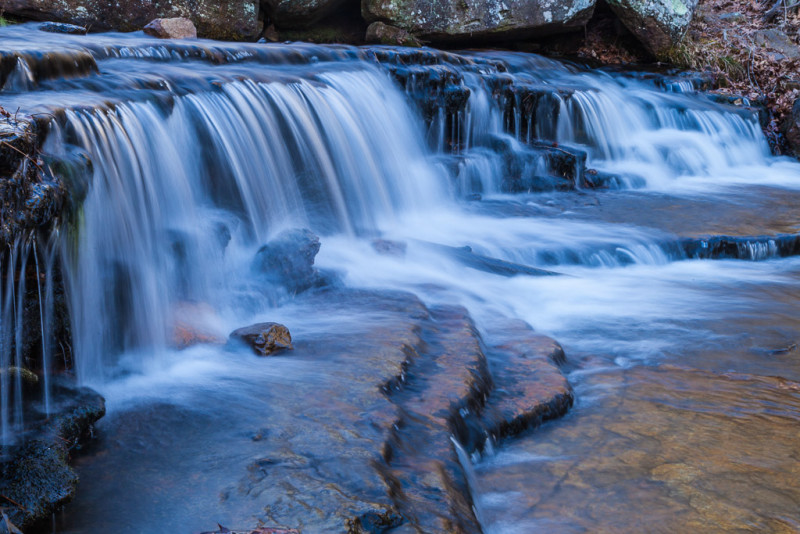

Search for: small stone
xmin=39 ymin=22 xmax=88 ymax=35
xmin=365 ymin=22 xmax=422 ymax=48
xmin=143 ymin=18 xmax=197 ymax=40
xmin=230 ymin=322 xmax=293 ymax=356
xmin=371 ymin=239 xmax=407 ymax=257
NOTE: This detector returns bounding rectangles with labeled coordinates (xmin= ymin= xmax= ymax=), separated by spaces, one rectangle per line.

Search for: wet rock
xmin=605 ymin=0 xmax=699 ymax=56
xmin=38 ymin=21 xmax=87 ymax=34
xmin=365 ymin=22 xmax=422 ymax=47
xmin=0 ymin=384 xmax=105 ymax=531
xmin=1 ymin=0 xmax=260 ymax=41
xmin=0 ymin=118 xmax=35 ymax=175
xmin=362 ymin=0 xmax=595 ymax=44
xmin=230 ymin=322 xmax=293 ymax=356
xmin=783 ymin=96 xmax=800 ymax=157
xmin=251 ymin=228 xmax=322 ymax=294
xmin=144 ymin=18 xmax=198 ymax=40
xmin=346 ymin=510 xmax=405 ymax=533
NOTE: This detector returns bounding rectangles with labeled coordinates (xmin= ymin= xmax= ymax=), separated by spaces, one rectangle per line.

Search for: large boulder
xmin=604 ymin=0 xmax=699 ymax=56
xmin=361 ymin=0 xmax=595 ymax=43
xmin=0 ymin=0 xmax=260 ymax=40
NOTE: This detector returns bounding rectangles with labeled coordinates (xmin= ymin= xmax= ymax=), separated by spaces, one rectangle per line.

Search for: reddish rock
xmin=144 ymin=17 xmax=197 ymax=39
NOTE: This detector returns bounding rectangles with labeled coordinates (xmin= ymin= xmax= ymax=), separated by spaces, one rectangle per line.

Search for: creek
xmin=1 ymin=22 xmax=799 ymax=533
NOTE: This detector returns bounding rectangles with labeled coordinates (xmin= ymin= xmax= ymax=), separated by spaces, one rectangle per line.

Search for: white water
xmin=2 ymin=25 xmax=800 ymax=530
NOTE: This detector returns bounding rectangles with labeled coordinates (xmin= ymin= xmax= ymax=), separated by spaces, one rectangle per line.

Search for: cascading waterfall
xmin=45 ymin=65 xmax=446 ymax=384
xmin=2 ymin=23 xmax=800 ymax=531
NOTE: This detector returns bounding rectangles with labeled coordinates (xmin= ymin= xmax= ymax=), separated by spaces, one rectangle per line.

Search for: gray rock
xmin=361 ymin=0 xmax=595 ymax=43
xmin=753 ymin=29 xmax=800 ymax=61
xmin=0 ymin=0 xmax=260 ymax=40
xmin=365 ymin=21 xmax=422 ymax=47
xmin=604 ymin=0 xmax=700 ymax=56
xmin=144 ymin=17 xmax=197 ymax=39
xmin=251 ymin=228 xmax=322 ymax=294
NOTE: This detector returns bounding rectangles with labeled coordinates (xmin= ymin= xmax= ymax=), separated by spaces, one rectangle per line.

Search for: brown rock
xmin=365 ymin=22 xmax=422 ymax=47
xmin=230 ymin=322 xmax=293 ymax=356
xmin=143 ymin=17 xmax=197 ymax=39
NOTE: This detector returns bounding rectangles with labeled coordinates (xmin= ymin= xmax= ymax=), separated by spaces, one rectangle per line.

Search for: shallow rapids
xmin=0 ymin=22 xmax=799 ymax=533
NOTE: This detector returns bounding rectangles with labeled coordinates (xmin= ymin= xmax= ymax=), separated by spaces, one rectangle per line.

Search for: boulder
xmin=365 ymin=21 xmax=422 ymax=47
xmin=362 ymin=0 xmax=595 ymax=43
xmin=143 ymin=17 xmax=197 ymax=39
xmin=251 ymin=228 xmax=322 ymax=294
xmin=785 ymin=96 xmax=800 ymax=157
xmin=229 ymin=322 xmax=293 ymax=356
xmin=604 ymin=0 xmax=699 ymax=56
xmin=0 ymin=0 xmax=260 ymax=41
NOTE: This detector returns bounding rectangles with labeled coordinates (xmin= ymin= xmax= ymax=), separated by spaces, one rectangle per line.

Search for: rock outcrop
xmin=604 ymin=0 xmax=699 ymax=56
xmin=362 ymin=0 xmax=596 ymax=43
xmin=0 ymin=0 xmax=260 ymax=40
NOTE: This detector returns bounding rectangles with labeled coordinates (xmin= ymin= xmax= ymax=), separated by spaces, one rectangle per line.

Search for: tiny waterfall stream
xmin=2 ymin=23 xmax=800 ymax=533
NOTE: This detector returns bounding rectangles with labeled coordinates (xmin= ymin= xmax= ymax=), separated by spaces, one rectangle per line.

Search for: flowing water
xmin=1 ymin=22 xmax=800 ymax=532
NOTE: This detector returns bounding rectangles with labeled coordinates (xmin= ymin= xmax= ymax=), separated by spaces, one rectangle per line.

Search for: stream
xmin=0 ymin=22 xmax=799 ymax=533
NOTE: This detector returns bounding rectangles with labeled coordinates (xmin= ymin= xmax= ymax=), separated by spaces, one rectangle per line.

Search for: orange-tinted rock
xmin=144 ymin=18 xmax=197 ymax=39
xmin=230 ymin=322 xmax=293 ymax=356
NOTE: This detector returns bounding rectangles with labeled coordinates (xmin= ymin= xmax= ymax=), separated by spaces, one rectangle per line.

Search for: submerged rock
xmin=144 ymin=18 xmax=198 ymax=39
xmin=365 ymin=22 xmax=422 ymax=47
xmin=39 ymin=21 xmax=88 ymax=34
xmin=362 ymin=0 xmax=595 ymax=44
xmin=251 ymin=228 xmax=322 ymax=294
xmin=230 ymin=322 xmax=293 ymax=356
xmin=605 ymin=0 xmax=699 ymax=56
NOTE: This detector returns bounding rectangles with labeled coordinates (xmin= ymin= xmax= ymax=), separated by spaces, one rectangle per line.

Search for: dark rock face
xmin=275 ymin=0 xmax=350 ymax=29
xmin=365 ymin=21 xmax=421 ymax=47
xmin=0 ymin=0 xmax=260 ymax=41
xmin=605 ymin=0 xmax=699 ymax=56
xmin=784 ymin=97 xmax=800 ymax=157
xmin=229 ymin=322 xmax=293 ymax=356
xmin=143 ymin=17 xmax=198 ymax=39
xmin=251 ymin=228 xmax=323 ymax=294
xmin=0 ymin=384 xmax=105 ymax=531
xmin=362 ymin=0 xmax=595 ymax=43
